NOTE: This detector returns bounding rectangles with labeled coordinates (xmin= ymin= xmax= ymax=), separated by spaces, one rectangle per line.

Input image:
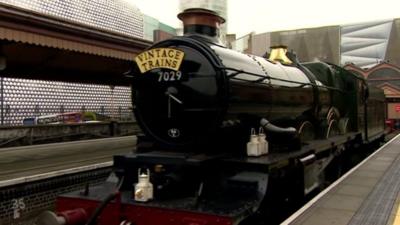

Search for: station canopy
xmin=0 ymin=1 xmax=152 ymax=85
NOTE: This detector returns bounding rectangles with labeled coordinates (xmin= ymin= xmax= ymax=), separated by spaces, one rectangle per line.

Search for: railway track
xmin=0 ymin=136 xmax=136 ymax=181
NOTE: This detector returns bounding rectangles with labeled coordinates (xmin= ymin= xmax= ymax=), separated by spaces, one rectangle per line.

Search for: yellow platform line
xmin=394 ymin=204 xmax=400 ymax=225
xmin=394 ymin=216 xmax=400 ymax=225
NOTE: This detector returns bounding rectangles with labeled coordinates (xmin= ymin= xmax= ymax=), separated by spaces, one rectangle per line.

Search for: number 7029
xmin=158 ymin=71 xmax=182 ymax=82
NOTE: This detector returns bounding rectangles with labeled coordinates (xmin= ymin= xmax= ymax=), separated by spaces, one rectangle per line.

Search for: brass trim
xmin=268 ymin=46 xmax=293 ymax=65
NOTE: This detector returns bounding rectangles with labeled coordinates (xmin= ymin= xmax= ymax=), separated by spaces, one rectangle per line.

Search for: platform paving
xmin=283 ymin=134 xmax=400 ymax=225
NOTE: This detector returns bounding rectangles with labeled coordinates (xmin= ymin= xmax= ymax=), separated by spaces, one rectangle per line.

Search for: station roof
xmin=0 ymin=3 xmax=152 ymax=85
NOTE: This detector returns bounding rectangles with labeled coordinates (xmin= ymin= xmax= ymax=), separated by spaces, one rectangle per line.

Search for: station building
xmin=345 ymin=63 xmax=400 ymax=124
xmin=0 ymin=0 xmax=175 ymax=126
xmin=231 ymin=19 xmax=400 ymax=68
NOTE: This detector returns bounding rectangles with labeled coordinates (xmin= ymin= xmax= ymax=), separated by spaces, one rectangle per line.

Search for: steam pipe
xmin=260 ymin=118 xmax=297 ymax=140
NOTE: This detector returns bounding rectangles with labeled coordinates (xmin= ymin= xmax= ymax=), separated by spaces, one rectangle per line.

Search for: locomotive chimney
xmin=178 ymin=8 xmax=225 ymax=44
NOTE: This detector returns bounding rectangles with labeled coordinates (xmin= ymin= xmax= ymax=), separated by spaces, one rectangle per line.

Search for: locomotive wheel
xmin=326 ymin=107 xmax=340 ymax=123
xmin=326 ymin=120 xmax=340 ymax=138
xmin=298 ymin=121 xmax=315 ymax=143
xmin=338 ymin=117 xmax=349 ymax=134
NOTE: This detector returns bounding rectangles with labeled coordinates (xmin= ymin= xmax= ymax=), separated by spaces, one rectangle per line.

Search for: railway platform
xmin=0 ymin=136 xmax=136 ymax=225
xmin=282 ymin=133 xmax=400 ymax=225
xmin=0 ymin=136 xmax=136 ymax=183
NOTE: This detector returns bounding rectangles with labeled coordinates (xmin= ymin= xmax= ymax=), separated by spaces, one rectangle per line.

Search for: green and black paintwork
xmin=131 ymin=35 xmax=385 ymax=152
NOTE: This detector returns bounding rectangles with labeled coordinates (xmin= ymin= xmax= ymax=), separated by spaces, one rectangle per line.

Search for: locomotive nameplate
xmin=135 ymin=48 xmax=185 ymax=73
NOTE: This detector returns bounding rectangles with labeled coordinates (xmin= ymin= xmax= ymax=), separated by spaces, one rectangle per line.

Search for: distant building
xmin=231 ymin=26 xmax=340 ymax=64
xmin=230 ymin=18 xmax=400 ymax=69
xmin=0 ymin=0 xmax=149 ymax=125
xmin=230 ymin=33 xmax=253 ymax=54
xmin=179 ymin=0 xmax=227 ymax=43
xmin=341 ymin=20 xmax=394 ymax=68
xmin=225 ymin=34 xmax=237 ymax=49
xmin=143 ymin=15 xmax=176 ymax=42
xmin=345 ymin=62 xmax=400 ymax=121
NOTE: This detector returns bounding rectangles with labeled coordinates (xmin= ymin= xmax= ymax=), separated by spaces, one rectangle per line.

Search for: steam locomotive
xmin=36 ymin=8 xmax=385 ymax=225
